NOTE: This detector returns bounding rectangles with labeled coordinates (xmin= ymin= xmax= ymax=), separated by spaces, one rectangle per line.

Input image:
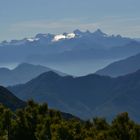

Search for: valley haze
xmin=0 ymin=29 xmax=140 ymax=76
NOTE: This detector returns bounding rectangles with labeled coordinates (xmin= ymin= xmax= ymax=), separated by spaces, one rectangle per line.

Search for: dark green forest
xmin=0 ymin=100 xmax=140 ymax=140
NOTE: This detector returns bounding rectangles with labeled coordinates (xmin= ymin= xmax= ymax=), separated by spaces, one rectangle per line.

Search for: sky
xmin=0 ymin=0 xmax=140 ymax=41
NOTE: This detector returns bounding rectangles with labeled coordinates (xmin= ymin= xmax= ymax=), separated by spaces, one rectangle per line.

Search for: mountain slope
xmin=0 ymin=86 xmax=80 ymax=121
xmin=0 ymin=29 xmax=140 ymax=66
xmin=96 ymin=53 xmax=140 ymax=77
xmin=9 ymin=70 xmax=140 ymax=121
xmin=0 ymin=63 xmax=66 ymax=86
xmin=0 ymin=86 xmax=25 ymax=110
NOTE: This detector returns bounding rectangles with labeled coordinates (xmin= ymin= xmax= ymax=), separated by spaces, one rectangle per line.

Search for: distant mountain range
xmin=0 ymin=29 xmax=134 ymax=48
xmin=0 ymin=63 xmax=65 ymax=86
xmin=96 ymin=52 xmax=140 ymax=77
xmin=0 ymin=29 xmax=140 ymax=68
xmin=0 ymin=86 xmax=25 ymax=110
xmin=9 ymin=70 xmax=140 ymax=122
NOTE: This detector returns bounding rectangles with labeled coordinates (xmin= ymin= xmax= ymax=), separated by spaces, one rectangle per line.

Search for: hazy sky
xmin=0 ymin=0 xmax=140 ymax=41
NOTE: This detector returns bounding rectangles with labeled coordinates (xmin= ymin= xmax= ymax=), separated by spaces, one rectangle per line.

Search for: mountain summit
xmin=93 ymin=29 xmax=107 ymax=36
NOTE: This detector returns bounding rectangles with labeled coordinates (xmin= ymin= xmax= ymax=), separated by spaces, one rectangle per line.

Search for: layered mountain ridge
xmin=96 ymin=52 xmax=140 ymax=77
xmin=0 ymin=63 xmax=66 ymax=86
xmin=9 ymin=69 xmax=140 ymax=122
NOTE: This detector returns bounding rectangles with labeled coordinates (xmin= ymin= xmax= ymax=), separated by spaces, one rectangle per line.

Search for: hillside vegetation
xmin=0 ymin=100 xmax=140 ymax=140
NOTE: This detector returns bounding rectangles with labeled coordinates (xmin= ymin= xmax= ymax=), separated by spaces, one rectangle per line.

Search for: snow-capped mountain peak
xmin=0 ymin=29 xmax=134 ymax=49
xmin=66 ymin=33 xmax=76 ymax=39
xmin=27 ymin=38 xmax=39 ymax=42
xmin=53 ymin=34 xmax=66 ymax=42
xmin=52 ymin=33 xmax=76 ymax=42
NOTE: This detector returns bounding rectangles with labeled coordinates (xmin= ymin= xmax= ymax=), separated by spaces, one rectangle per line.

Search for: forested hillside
xmin=0 ymin=86 xmax=25 ymax=110
xmin=0 ymin=100 xmax=140 ymax=140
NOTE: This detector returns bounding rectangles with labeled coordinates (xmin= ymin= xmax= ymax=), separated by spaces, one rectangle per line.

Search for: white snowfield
xmin=53 ymin=33 xmax=76 ymax=42
xmin=27 ymin=38 xmax=39 ymax=42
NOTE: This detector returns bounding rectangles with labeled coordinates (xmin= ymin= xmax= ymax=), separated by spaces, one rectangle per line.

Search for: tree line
xmin=0 ymin=100 xmax=140 ymax=140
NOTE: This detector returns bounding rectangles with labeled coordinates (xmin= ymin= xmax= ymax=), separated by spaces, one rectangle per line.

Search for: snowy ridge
xmin=27 ymin=38 xmax=39 ymax=42
xmin=53 ymin=33 xmax=76 ymax=42
xmin=0 ymin=29 xmax=132 ymax=47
